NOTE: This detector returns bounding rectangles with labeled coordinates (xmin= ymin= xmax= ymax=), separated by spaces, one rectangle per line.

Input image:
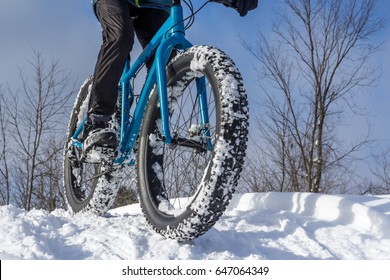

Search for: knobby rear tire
xmin=63 ymin=76 xmax=122 ymax=215
xmin=137 ymin=45 xmax=249 ymax=241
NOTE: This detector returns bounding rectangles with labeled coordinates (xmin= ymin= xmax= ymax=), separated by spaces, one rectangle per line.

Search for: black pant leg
xmin=133 ymin=8 xmax=169 ymax=69
xmin=90 ymin=0 xmax=134 ymax=115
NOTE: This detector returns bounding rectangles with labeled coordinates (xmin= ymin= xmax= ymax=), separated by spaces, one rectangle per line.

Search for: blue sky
xmin=1 ymin=0 xmax=389 ymax=179
xmin=0 ymin=0 xmax=269 ymax=96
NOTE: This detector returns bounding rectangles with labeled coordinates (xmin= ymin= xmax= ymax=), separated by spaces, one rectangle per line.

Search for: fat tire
xmin=63 ymin=76 xmax=121 ymax=215
xmin=137 ymin=45 xmax=249 ymax=241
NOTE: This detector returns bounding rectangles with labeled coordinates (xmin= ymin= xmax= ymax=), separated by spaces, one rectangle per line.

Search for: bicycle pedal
xmin=82 ymin=146 xmax=118 ymax=164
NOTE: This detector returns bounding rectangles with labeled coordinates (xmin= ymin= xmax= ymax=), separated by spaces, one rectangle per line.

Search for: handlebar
xmin=172 ymin=0 xmax=238 ymax=10
xmin=210 ymin=0 xmax=238 ymax=9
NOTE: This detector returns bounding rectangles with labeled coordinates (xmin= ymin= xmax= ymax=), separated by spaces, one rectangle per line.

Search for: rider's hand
xmin=236 ymin=0 xmax=258 ymax=17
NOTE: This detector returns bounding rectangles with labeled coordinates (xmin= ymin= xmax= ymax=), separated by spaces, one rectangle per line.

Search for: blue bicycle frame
xmin=71 ymin=2 xmax=211 ymax=165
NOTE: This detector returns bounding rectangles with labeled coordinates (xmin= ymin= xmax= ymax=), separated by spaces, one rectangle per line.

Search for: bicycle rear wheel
xmin=63 ymin=76 xmax=121 ymax=215
xmin=137 ymin=46 xmax=249 ymax=240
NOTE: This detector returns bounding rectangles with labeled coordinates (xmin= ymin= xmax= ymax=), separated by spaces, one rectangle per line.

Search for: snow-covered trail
xmin=1 ymin=192 xmax=390 ymax=260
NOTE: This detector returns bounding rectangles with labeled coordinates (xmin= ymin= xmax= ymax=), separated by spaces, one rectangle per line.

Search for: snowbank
xmin=1 ymin=192 xmax=390 ymax=260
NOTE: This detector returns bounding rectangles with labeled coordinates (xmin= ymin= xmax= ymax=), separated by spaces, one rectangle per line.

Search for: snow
xmin=1 ymin=192 xmax=390 ymax=260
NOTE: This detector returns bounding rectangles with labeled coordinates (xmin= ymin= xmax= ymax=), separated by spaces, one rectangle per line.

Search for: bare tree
xmin=0 ymin=91 xmax=12 ymax=205
xmin=243 ymin=0 xmax=383 ymax=193
xmin=2 ymin=51 xmax=75 ymax=210
xmin=366 ymin=149 xmax=390 ymax=195
xmin=34 ymin=136 xmax=67 ymax=211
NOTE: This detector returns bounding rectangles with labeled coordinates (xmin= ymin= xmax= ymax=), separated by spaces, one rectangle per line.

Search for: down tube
xmin=119 ymin=65 xmax=157 ymax=159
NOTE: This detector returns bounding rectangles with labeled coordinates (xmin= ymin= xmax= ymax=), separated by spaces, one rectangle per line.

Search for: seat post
xmin=172 ymin=0 xmax=181 ymax=6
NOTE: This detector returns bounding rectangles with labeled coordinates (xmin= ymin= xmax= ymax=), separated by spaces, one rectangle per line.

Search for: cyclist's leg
xmin=133 ymin=8 xmax=169 ymax=69
xmin=90 ymin=0 xmax=135 ymax=116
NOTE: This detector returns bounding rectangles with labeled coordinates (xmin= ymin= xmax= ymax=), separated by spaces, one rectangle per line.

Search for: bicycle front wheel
xmin=137 ymin=46 xmax=249 ymax=240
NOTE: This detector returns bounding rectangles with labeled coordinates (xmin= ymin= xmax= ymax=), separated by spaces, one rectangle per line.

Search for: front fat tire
xmin=137 ymin=46 xmax=249 ymax=241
